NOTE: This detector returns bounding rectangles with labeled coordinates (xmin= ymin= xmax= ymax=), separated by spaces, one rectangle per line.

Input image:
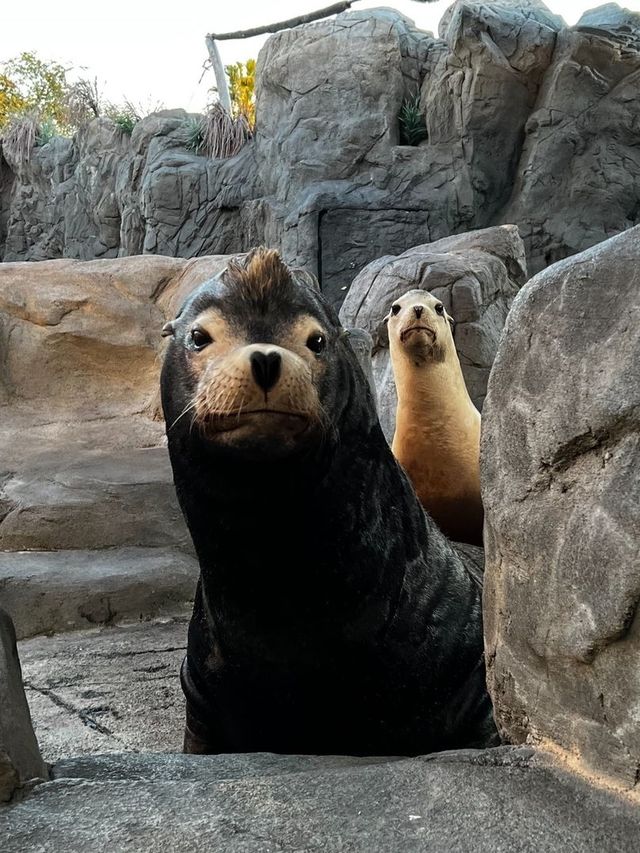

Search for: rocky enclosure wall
xmin=1 ymin=1 xmax=640 ymax=307
xmin=482 ymin=225 xmax=640 ymax=792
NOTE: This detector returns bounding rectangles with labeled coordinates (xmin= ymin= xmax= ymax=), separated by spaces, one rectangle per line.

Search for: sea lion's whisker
xmin=168 ymin=400 xmax=198 ymax=432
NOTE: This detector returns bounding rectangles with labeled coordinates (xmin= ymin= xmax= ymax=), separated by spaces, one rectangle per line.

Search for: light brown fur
xmin=388 ymin=290 xmax=483 ymax=546
xmin=183 ymin=306 xmax=328 ymax=448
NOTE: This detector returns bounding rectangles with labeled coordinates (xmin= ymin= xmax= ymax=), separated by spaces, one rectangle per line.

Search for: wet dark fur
xmin=161 ymin=250 xmax=498 ymax=756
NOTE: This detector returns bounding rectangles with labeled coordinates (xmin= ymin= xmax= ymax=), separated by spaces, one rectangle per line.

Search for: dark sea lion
xmin=161 ymin=248 xmax=497 ymax=756
xmin=388 ymin=289 xmax=484 ymax=547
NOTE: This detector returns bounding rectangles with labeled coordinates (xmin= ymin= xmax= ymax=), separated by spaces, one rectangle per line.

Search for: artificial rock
xmin=0 ymin=254 xmax=231 ymax=636
xmin=0 ymin=609 xmax=47 ymax=801
xmin=1 ymin=3 xmax=639 ymax=305
xmin=482 ymin=224 xmax=640 ymax=792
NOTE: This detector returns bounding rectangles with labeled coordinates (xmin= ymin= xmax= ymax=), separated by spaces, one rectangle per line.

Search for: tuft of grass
xmin=64 ymin=76 xmax=102 ymax=129
xmin=1 ymin=112 xmax=39 ymax=163
xmin=182 ymin=102 xmax=251 ymax=160
xmin=399 ymin=94 xmax=428 ymax=146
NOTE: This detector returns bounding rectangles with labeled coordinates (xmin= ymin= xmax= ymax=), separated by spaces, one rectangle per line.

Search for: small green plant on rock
xmin=35 ymin=117 xmax=56 ymax=146
xmin=106 ymin=101 xmax=140 ymax=135
xmin=182 ymin=115 xmax=205 ymax=155
xmin=399 ymin=94 xmax=427 ymax=146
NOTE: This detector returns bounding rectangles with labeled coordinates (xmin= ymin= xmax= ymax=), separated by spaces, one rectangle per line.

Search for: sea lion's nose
xmin=413 ymin=305 xmax=424 ymax=319
xmin=250 ymin=350 xmax=282 ymax=393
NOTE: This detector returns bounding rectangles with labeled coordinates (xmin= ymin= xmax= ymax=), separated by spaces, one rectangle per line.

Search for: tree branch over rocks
xmin=207 ymin=0 xmax=436 ymax=41
xmin=205 ymin=1 xmax=435 ymax=114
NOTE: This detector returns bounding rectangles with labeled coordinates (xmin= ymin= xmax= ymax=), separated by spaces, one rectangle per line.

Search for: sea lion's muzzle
xmin=400 ymin=324 xmax=436 ymax=343
xmin=192 ymin=343 xmax=323 ymax=447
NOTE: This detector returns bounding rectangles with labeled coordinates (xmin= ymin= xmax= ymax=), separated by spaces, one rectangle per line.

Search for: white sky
xmin=2 ymin=1 xmax=639 ymax=113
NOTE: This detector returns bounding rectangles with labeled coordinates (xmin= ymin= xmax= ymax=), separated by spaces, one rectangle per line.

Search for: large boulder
xmin=504 ymin=4 xmax=640 ymax=272
xmin=339 ymin=225 xmax=526 ymax=439
xmin=482 ymin=225 xmax=640 ymax=791
xmin=424 ymin=0 xmax=562 ymax=222
xmin=0 ymin=609 xmax=47 ymax=801
xmin=0 ymin=255 xmax=230 ymax=636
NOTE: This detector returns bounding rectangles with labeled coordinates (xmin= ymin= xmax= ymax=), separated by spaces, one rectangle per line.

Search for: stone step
xmin=1 ymin=548 xmax=198 ymax=640
xmin=0 ymin=447 xmax=190 ymax=552
xmin=2 ymin=748 xmax=639 ymax=852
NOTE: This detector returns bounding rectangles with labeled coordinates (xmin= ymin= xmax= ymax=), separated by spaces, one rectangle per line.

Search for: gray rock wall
xmin=1 ymin=2 xmax=639 ymax=303
xmin=482 ymin=224 xmax=640 ymax=791
xmin=0 ymin=254 xmax=231 ymax=638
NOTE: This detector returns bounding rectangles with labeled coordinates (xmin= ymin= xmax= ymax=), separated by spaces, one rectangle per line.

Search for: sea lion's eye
xmin=306 ymin=333 xmax=326 ymax=354
xmin=391 ymin=304 xmax=401 ymax=316
xmin=190 ymin=327 xmax=212 ymax=350
xmin=435 ymin=303 xmax=445 ymax=316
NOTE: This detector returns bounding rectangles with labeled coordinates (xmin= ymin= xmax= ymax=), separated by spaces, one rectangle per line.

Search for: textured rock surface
xmin=482 ymin=225 xmax=640 ymax=791
xmin=339 ymin=225 xmax=526 ymax=438
xmin=19 ymin=618 xmax=188 ymax=762
xmin=2 ymin=747 xmax=640 ymax=851
xmin=0 ymin=549 xmax=198 ymax=640
xmin=0 ymin=255 xmax=229 ymax=635
xmin=2 ymin=4 xmax=639 ymax=304
xmin=504 ymin=4 xmax=640 ymax=273
xmin=0 ymin=609 xmax=47 ymax=801
xmin=425 ymin=0 xmax=562 ymax=223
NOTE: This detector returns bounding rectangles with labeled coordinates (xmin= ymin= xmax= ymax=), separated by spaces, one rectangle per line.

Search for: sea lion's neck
xmin=174 ymin=420 xmax=422 ymax=630
xmin=392 ymin=340 xmax=473 ymax=419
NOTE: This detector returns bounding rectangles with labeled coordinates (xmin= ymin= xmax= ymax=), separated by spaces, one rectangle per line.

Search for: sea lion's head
xmin=386 ymin=289 xmax=455 ymax=364
xmin=161 ymin=248 xmax=370 ymax=460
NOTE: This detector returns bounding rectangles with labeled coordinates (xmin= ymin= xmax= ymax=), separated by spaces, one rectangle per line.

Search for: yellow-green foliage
xmin=225 ymin=59 xmax=256 ymax=128
xmin=0 ymin=74 xmax=27 ymax=128
xmin=0 ymin=52 xmax=69 ymax=131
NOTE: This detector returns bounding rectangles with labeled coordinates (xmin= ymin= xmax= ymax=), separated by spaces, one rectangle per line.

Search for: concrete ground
xmin=19 ymin=617 xmax=188 ymax=762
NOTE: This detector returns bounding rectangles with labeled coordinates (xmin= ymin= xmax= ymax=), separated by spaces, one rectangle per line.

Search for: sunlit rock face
xmin=0 ymin=255 xmax=231 ymax=637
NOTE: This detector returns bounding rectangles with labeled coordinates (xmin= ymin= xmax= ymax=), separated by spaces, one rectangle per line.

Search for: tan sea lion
xmin=387 ymin=289 xmax=483 ymax=546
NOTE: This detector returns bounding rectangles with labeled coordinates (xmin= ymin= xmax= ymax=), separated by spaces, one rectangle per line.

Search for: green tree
xmin=1 ymin=52 xmax=70 ymax=129
xmin=225 ymin=59 xmax=256 ymax=128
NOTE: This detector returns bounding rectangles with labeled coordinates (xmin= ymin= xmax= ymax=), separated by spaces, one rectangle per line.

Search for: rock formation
xmin=1 ymin=231 xmax=640 ymax=845
xmin=0 ymin=609 xmax=47 ymax=801
xmin=1 ymin=3 xmax=639 ymax=306
xmin=3 ymin=746 xmax=640 ymax=850
xmin=0 ymin=254 xmax=232 ymax=638
xmin=482 ymin=224 xmax=640 ymax=792
xmin=339 ymin=224 xmax=526 ymax=438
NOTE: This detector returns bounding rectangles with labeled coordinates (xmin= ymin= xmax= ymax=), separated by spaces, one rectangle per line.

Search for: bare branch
xmin=207 ymin=2 xmax=355 ymax=41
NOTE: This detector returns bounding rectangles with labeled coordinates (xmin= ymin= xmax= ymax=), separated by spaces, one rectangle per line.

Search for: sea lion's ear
xmin=447 ymin=312 xmax=456 ymax=329
xmin=162 ymin=320 xmax=176 ymax=338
